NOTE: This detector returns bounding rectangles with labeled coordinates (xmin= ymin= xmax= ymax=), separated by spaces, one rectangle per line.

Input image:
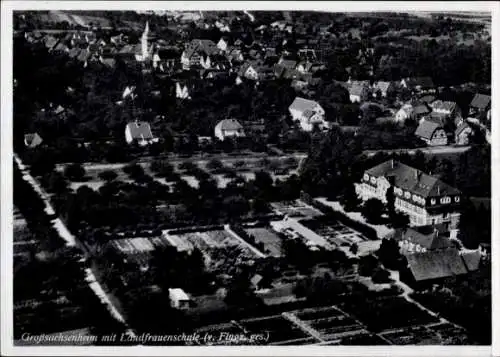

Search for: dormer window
xmin=455 ymin=196 xmax=460 ymax=203
xmin=404 ymin=191 xmax=411 ymax=199
xmin=370 ymin=177 xmax=376 ymax=184
xmin=440 ymin=196 xmax=451 ymax=204
xmin=431 ymin=198 xmax=436 ymax=205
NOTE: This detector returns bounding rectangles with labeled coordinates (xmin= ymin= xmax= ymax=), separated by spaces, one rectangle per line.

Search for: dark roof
xmin=126 ymin=121 xmax=154 ymax=140
xmin=406 ymin=248 xmax=468 ymax=282
xmin=184 ymin=39 xmax=219 ymax=59
xmin=413 ymin=103 xmax=431 ymax=115
xmin=455 ymin=122 xmax=471 ymax=136
xmin=389 ymin=225 xmax=451 ymax=251
xmin=365 ymin=160 xmax=460 ymax=198
xmin=419 ymin=95 xmax=436 ymax=104
xmin=415 ymin=119 xmax=442 ymax=140
xmin=24 ymin=133 xmax=43 ymax=148
xmin=469 ymin=94 xmax=491 ymax=110
xmin=461 ymin=251 xmax=481 ymax=272
xmin=215 ymin=118 xmax=244 ymax=131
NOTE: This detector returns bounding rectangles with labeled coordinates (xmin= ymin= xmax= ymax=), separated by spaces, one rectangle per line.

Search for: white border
xmin=1 ymin=1 xmax=498 ymax=356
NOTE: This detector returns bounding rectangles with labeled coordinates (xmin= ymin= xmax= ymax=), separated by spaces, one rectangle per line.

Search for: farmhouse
xmin=24 ymin=133 xmax=43 ymax=148
xmin=430 ymin=100 xmax=461 ymax=118
xmin=125 ymin=121 xmax=157 ymax=146
xmin=288 ymin=97 xmax=328 ymax=132
xmin=415 ymin=119 xmax=448 ymax=146
xmin=180 ymin=39 xmax=219 ymax=69
xmin=169 ymin=288 xmax=191 ymax=309
xmin=386 ymin=224 xmax=452 ymax=255
xmin=455 ymin=122 xmax=473 ymax=146
xmin=372 ymin=81 xmax=394 ymax=98
xmin=468 ymin=93 xmax=491 ymax=118
xmin=214 ymin=119 xmax=246 ymax=141
xmin=400 ymin=248 xmax=468 ymax=289
xmin=356 ymin=160 xmax=461 ymax=232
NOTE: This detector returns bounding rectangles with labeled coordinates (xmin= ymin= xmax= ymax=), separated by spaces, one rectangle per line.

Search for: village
xmin=12 ymin=10 xmax=491 ymax=346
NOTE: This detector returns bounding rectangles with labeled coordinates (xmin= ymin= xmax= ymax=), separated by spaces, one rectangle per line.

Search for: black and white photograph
xmin=1 ymin=1 xmax=497 ymax=355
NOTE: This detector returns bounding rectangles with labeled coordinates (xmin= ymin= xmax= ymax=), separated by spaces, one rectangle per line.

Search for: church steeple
xmin=141 ymin=21 xmax=150 ymax=60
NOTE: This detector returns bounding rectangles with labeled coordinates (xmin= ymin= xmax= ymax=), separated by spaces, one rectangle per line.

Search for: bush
xmin=371 ymin=267 xmax=391 ymax=284
xmin=98 ymin=170 xmax=118 ymax=182
xmin=64 ymin=163 xmax=86 ymax=181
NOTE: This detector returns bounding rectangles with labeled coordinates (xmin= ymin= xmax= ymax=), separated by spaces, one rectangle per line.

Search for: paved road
xmin=14 ymin=154 xmax=136 ymax=337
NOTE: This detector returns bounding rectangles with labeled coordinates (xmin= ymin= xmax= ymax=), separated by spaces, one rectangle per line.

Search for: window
xmin=431 ymin=199 xmax=436 ymax=205
xmin=440 ymin=197 xmax=451 ymax=204
xmin=363 ymin=174 xmax=369 ymax=181
xmin=405 ymin=191 xmax=411 ymax=199
xmin=455 ymin=196 xmax=460 ymax=203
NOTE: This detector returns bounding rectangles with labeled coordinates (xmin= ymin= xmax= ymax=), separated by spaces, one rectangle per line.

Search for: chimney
xmin=437 ymin=186 xmax=441 ymax=195
xmin=391 ymin=159 xmax=394 ymax=169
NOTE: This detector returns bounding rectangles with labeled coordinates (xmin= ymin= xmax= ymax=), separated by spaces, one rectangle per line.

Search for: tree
xmin=64 ymin=163 xmax=86 ymax=181
xmin=361 ymin=198 xmax=385 ymax=224
xmin=206 ymin=159 xmax=224 ymax=171
xmin=390 ymin=211 xmax=410 ymax=229
xmin=350 ymin=243 xmax=359 ymax=255
xmin=377 ymin=238 xmax=403 ymax=270
xmin=98 ymin=170 xmax=118 ymax=182
xmin=339 ymin=183 xmax=362 ymax=212
xmin=123 ymin=162 xmax=145 ymax=179
xmin=358 ymin=254 xmax=379 ymax=277
xmin=371 ymin=267 xmax=391 ymax=284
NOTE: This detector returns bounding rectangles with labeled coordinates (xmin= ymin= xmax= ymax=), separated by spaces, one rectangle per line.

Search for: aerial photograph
xmin=11 ymin=8 xmax=491 ymax=348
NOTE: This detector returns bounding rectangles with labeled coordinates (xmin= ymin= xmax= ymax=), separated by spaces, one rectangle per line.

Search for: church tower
xmin=141 ymin=21 xmax=150 ymax=60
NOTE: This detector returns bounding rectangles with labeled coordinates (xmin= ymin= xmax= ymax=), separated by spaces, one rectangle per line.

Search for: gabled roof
xmin=126 ymin=121 xmax=154 ymax=140
xmin=430 ymin=100 xmax=457 ymax=113
xmin=184 ymin=39 xmax=219 ymax=59
xmin=455 ymin=122 xmax=472 ymax=136
xmin=461 ymin=251 xmax=482 ymax=272
xmin=415 ymin=119 xmax=442 ymax=140
xmin=365 ymin=160 xmax=460 ymax=198
xmin=24 ymin=133 xmax=43 ymax=148
xmin=215 ymin=118 xmax=244 ymax=132
xmin=419 ymin=95 xmax=437 ymax=104
xmin=349 ymin=81 xmax=370 ymax=97
xmin=373 ymin=81 xmax=392 ymax=93
xmin=389 ymin=224 xmax=451 ymax=251
xmin=279 ymin=59 xmax=297 ymax=70
xmin=469 ymin=93 xmax=491 ymax=110
xmin=289 ymin=97 xmax=320 ymax=114
xmin=169 ymin=288 xmax=190 ymax=301
xmin=413 ymin=103 xmax=431 ymax=115
xmin=406 ymin=248 xmax=468 ymax=282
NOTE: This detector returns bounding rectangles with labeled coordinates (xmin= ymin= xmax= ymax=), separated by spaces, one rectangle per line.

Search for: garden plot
xmin=290 ymin=306 xmax=365 ymax=341
xmin=426 ymin=323 xmax=470 ymax=345
xmin=340 ymin=296 xmax=439 ymax=332
xmin=165 ymin=230 xmax=259 ymax=274
xmin=244 ymin=227 xmax=284 ymax=257
xmin=300 ymin=217 xmax=368 ymax=247
xmin=271 ymin=200 xmax=324 ymax=219
xmin=239 ymin=315 xmax=316 ymax=345
xmin=379 ymin=326 xmax=443 ymax=345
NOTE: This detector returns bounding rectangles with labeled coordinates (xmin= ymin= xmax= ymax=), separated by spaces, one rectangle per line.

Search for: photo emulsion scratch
xmin=3 ymin=3 xmax=494 ymax=354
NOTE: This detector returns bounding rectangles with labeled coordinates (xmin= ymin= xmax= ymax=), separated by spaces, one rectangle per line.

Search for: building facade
xmin=356 ymin=160 xmax=461 ymax=235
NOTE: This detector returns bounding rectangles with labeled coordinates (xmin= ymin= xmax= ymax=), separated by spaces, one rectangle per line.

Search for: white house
xmin=356 ymin=159 xmax=461 ymax=233
xmin=175 ymin=82 xmax=192 ymax=99
xmin=168 ymin=288 xmax=190 ymax=309
xmin=395 ymin=103 xmax=414 ymax=122
xmin=288 ymin=97 xmax=328 ymax=132
xmin=125 ymin=121 xmax=158 ymax=146
xmin=214 ymin=119 xmax=246 ymax=141
xmin=372 ymin=81 xmax=394 ymax=98
xmin=348 ymin=81 xmax=370 ymax=103
xmin=217 ymin=37 xmax=230 ymax=52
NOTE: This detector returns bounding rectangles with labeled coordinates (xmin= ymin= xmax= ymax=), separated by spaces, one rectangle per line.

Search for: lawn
xmin=245 ymin=227 xmax=284 ymax=257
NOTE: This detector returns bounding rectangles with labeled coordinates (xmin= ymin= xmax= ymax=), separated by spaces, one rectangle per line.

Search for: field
xmin=164 ymin=229 xmax=259 ymax=273
xmin=339 ymin=296 xmax=439 ymax=332
xmin=244 ymin=227 xmax=284 ymax=257
xmin=36 ymin=10 xmax=112 ymax=28
xmin=300 ymin=216 xmax=368 ymax=248
xmin=108 ymin=236 xmax=171 ymax=267
xmin=240 ymin=315 xmax=313 ymax=345
xmin=379 ymin=323 xmax=469 ymax=345
xmin=270 ymin=200 xmax=324 ymax=219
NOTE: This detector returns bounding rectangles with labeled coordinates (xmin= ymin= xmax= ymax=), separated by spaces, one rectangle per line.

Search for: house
xmin=214 ymin=119 xmax=246 ymax=141
xmin=400 ymin=248 xmax=468 ymax=288
xmin=468 ymin=93 xmax=491 ymax=118
xmin=24 ymin=133 xmax=43 ymax=148
xmin=153 ymin=48 xmax=180 ymax=72
xmin=415 ymin=119 xmax=448 ymax=146
xmin=168 ymin=288 xmax=191 ymax=309
xmin=400 ymin=77 xmax=435 ymax=93
xmin=386 ymin=224 xmax=452 ymax=255
xmin=372 ymin=81 xmax=394 ymax=98
xmin=181 ymin=39 xmax=219 ymax=69
xmin=237 ymin=60 xmax=271 ymax=82
xmin=288 ymin=97 xmax=328 ymax=132
xmin=125 ymin=121 xmax=157 ymax=146
xmin=175 ymin=81 xmax=193 ymax=99
xmin=455 ymin=122 xmax=473 ymax=146
xmin=412 ymin=103 xmax=432 ymax=121
xmin=430 ymin=100 xmax=461 ymax=118
xmin=217 ymin=36 xmax=231 ymax=52
xmin=356 ymin=159 xmax=461 ymax=230
xmin=395 ymin=104 xmax=414 ymax=123
xmin=200 ymin=54 xmax=230 ymax=71
xmin=348 ymin=81 xmax=370 ymax=103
